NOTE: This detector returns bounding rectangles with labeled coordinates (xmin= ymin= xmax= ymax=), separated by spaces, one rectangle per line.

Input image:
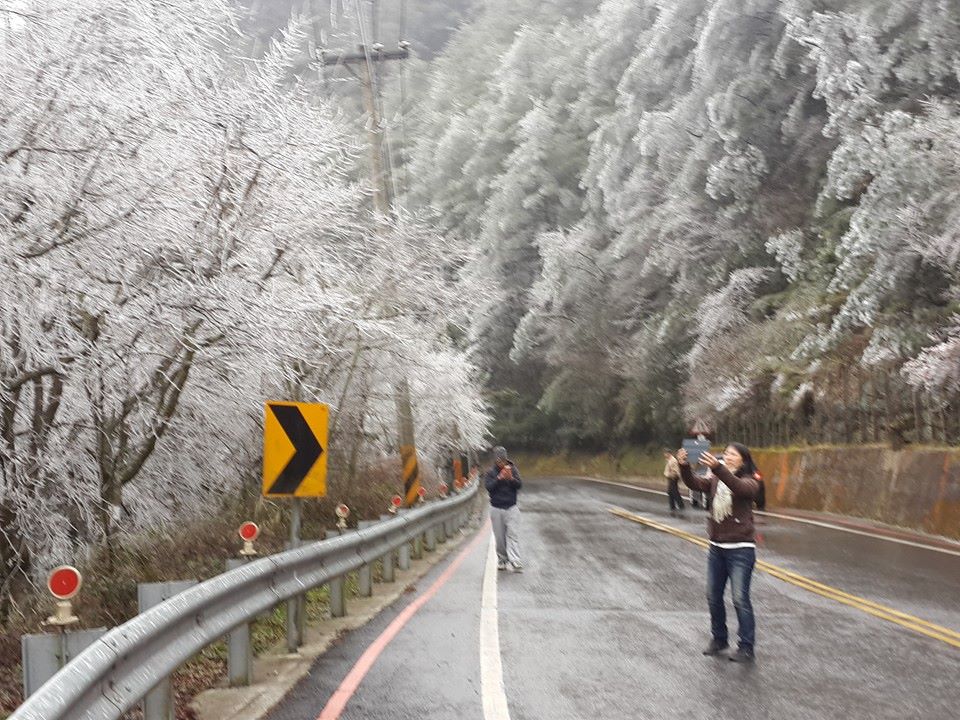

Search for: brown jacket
xmin=679 ymin=461 xmax=759 ymax=544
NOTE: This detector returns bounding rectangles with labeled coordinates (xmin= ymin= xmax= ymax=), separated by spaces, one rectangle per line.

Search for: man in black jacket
xmin=484 ymin=446 xmax=523 ymax=572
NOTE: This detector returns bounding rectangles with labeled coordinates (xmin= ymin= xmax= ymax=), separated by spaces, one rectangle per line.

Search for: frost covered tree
xmin=410 ymin=0 xmax=960 ymax=449
xmin=0 ymin=0 xmax=488 ymax=593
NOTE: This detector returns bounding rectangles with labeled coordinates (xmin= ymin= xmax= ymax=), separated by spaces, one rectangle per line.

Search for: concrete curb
xmin=190 ymin=512 xmax=484 ymax=720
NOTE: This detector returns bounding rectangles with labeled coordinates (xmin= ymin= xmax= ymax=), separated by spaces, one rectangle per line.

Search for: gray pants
xmin=490 ymin=505 xmax=521 ymax=565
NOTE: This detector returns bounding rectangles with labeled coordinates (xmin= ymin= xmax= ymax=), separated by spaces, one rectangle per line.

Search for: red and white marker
xmin=389 ymin=494 xmax=403 ymax=513
xmin=45 ymin=566 xmax=82 ymax=627
xmin=438 ymin=483 xmax=449 ymax=497
xmin=335 ymin=503 xmax=350 ymax=530
xmin=417 ymin=486 xmax=427 ymax=504
xmin=239 ymin=521 xmax=260 ymax=557
xmin=48 ymin=565 xmax=82 ymax=601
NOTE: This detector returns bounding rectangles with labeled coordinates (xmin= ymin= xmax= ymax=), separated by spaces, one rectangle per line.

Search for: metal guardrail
xmin=13 ymin=484 xmax=479 ymax=720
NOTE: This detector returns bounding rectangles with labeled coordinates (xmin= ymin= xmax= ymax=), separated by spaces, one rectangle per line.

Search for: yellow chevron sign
xmin=263 ymin=401 xmax=329 ymax=497
xmin=400 ymin=444 xmax=422 ymax=507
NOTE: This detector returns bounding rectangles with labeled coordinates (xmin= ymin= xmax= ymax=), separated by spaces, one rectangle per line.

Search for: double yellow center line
xmin=608 ymin=506 xmax=960 ymax=650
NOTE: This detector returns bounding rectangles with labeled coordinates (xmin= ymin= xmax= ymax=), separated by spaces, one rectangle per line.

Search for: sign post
xmin=263 ymin=400 xmax=329 ymax=653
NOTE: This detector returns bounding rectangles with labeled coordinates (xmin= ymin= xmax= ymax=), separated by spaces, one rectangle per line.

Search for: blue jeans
xmin=707 ymin=545 xmax=756 ymax=649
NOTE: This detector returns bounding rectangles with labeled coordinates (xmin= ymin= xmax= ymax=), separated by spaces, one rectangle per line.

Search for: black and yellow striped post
xmin=400 ymin=444 xmax=422 ymax=507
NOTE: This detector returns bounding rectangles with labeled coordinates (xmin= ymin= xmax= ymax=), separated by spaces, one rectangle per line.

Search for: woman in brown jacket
xmin=677 ymin=442 xmax=760 ymax=663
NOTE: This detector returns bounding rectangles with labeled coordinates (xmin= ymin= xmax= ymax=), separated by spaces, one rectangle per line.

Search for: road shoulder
xmin=190 ymin=519 xmax=481 ymax=720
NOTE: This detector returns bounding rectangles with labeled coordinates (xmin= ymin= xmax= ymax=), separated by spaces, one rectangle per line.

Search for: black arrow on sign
xmin=267 ymin=404 xmax=323 ymax=495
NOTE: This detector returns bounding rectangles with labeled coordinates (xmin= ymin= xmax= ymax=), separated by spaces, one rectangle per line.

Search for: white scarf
xmin=712 ymin=478 xmax=733 ymax=523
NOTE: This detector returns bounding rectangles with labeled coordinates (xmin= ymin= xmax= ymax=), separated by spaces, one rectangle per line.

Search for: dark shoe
xmin=702 ymin=639 xmax=728 ymax=656
xmin=729 ymin=646 xmax=755 ymax=663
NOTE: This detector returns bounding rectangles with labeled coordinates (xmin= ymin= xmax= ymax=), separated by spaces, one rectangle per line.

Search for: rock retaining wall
xmin=753 ymin=446 xmax=960 ymax=540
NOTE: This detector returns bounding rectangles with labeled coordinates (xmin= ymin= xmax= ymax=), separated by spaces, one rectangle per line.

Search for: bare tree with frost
xmin=0 ymin=0 xmax=488 ymax=594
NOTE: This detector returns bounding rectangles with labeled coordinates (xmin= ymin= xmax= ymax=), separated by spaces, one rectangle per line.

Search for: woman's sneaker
xmin=729 ymin=646 xmax=755 ymax=663
xmin=497 ymin=560 xmax=508 ymax=571
xmin=510 ymin=562 xmax=524 ymax=573
xmin=702 ymin=639 xmax=729 ymax=656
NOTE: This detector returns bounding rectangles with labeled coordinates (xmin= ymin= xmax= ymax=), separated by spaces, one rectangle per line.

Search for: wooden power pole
xmin=321 ymin=45 xmax=408 ymax=213
xmin=320 ymin=43 xmax=423 ymax=506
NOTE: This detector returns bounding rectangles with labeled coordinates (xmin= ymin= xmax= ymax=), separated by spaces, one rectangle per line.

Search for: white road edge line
xmin=480 ymin=536 xmax=512 ymax=720
xmin=576 ymin=476 xmax=960 ymax=558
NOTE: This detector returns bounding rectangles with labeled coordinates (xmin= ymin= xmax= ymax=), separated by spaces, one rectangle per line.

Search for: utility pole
xmin=320 ymin=42 xmax=422 ymax=506
xmin=321 ymin=44 xmax=409 ymax=213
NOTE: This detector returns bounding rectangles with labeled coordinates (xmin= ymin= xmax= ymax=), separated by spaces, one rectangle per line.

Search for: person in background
xmin=663 ymin=449 xmax=684 ymax=515
xmin=484 ymin=446 xmax=523 ymax=572
xmin=678 ymin=442 xmax=760 ymax=663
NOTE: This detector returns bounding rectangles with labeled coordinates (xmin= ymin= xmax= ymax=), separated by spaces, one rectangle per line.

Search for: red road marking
xmin=317 ymin=521 xmax=489 ymax=720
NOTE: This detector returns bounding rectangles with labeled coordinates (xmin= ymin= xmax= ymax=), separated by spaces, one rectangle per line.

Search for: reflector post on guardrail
xmin=21 ymin=567 xmax=105 ymax=700
xmin=45 ymin=566 xmax=82 ymax=628
xmin=335 ymin=503 xmax=350 ymax=531
xmin=238 ymin=522 xmax=260 ymax=557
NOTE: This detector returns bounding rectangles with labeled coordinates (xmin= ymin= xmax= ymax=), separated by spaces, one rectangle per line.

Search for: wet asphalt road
xmin=267 ymin=477 xmax=960 ymax=720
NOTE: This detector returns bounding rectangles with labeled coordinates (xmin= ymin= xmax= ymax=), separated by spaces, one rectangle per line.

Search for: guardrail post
xmin=379 ymin=515 xmax=396 ymax=582
xmin=356 ymin=520 xmax=375 ymax=596
xmin=21 ymin=628 xmax=106 ymax=699
xmin=397 ymin=540 xmax=411 ymax=570
xmin=225 ymin=559 xmax=254 ymax=687
xmin=396 ymin=509 xmax=411 ymax=570
xmin=138 ymin=580 xmax=198 ymax=718
xmin=382 ymin=551 xmax=395 ymax=581
xmin=437 ymin=521 xmax=448 ymax=544
xmin=327 ymin=529 xmax=346 ymax=617
xmin=411 ymin=533 xmax=423 ymax=560
xmin=285 ymin=539 xmax=305 ymax=653
xmin=425 ymin=526 xmax=437 ymax=551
